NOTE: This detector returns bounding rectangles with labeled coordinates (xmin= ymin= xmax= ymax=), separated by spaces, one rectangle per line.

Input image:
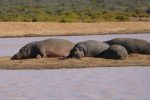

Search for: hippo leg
xmin=39 ymin=48 xmax=47 ymax=58
xmin=39 ymin=52 xmax=47 ymax=58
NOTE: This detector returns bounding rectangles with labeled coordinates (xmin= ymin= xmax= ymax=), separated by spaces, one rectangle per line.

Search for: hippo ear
xmin=24 ymin=46 xmax=31 ymax=56
xmin=26 ymin=46 xmax=31 ymax=54
xmin=80 ymin=44 xmax=88 ymax=56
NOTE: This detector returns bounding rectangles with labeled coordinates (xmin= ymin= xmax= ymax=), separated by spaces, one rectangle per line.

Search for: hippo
xmin=11 ymin=39 xmax=75 ymax=60
xmin=67 ymin=40 xmax=109 ymax=59
xmin=100 ymin=44 xmax=128 ymax=60
xmin=105 ymin=38 xmax=150 ymax=54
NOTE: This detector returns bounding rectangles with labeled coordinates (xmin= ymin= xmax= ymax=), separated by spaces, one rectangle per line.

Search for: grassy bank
xmin=0 ymin=54 xmax=150 ymax=69
xmin=0 ymin=0 xmax=150 ymax=22
xmin=0 ymin=22 xmax=150 ymax=37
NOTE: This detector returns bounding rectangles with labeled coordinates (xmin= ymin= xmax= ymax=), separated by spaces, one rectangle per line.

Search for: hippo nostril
xmin=11 ymin=53 xmax=22 ymax=60
xmin=10 ymin=57 xmax=14 ymax=60
xmin=11 ymin=55 xmax=16 ymax=60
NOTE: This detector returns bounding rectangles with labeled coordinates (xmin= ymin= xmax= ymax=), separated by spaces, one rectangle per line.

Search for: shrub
xmin=115 ymin=14 xmax=129 ymax=21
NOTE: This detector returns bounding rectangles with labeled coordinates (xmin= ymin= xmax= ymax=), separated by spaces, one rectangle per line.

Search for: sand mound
xmin=0 ymin=54 xmax=149 ymax=69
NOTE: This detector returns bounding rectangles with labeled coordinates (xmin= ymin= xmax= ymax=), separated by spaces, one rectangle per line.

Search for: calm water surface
xmin=0 ymin=33 xmax=150 ymax=56
xmin=0 ymin=67 xmax=150 ymax=100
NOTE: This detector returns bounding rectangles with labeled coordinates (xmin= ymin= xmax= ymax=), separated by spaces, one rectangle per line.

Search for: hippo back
xmin=38 ymin=39 xmax=75 ymax=57
xmin=105 ymin=38 xmax=150 ymax=54
xmin=76 ymin=40 xmax=109 ymax=57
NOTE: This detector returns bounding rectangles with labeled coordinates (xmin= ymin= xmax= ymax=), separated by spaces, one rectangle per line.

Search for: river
xmin=0 ymin=67 xmax=150 ymax=100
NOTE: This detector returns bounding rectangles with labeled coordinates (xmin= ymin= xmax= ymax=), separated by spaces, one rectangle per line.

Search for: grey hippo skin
xmin=105 ymin=38 xmax=150 ymax=54
xmin=67 ymin=40 xmax=109 ymax=59
xmin=100 ymin=44 xmax=128 ymax=60
xmin=11 ymin=39 xmax=75 ymax=60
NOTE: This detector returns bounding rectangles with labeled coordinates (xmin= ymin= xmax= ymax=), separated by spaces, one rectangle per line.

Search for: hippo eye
xmin=74 ymin=47 xmax=78 ymax=51
xmin=19 ymin=47 xmax=27 ymax=53
xmin=78 ymin=47 xmax=82 ymax=51
xmin=19 ymin=49 xmax=23 ymax=53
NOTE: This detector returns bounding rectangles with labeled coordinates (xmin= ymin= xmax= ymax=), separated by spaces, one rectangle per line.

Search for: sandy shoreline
xmin=0 ymin=22 xmax=150 ymax=37
xmin=0 ymin=22 xmax=150 ymax=69
xmin=0 ymin=54 xmax=149 ymax=69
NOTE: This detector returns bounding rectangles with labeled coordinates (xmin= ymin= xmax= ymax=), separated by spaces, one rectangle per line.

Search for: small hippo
xmin=67 ymin=40 xmax=109 ymax=59
xmin=100 ymin=44 xmax=128 ymax=60
xmin=11 ymin=39 xmax=75 ymax=60
xmin=105 ymin=38 xmax=150 ymax=54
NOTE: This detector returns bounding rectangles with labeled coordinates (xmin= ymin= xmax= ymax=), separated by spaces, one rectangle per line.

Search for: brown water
xmin=0 ymin=67 xmax=149 ymax=100
xmin=0 ymin=33 xmax=150 ymax=56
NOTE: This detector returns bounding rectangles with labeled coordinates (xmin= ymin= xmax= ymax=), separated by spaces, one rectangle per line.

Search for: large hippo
xmin=105 ymin=38 xmax=150 ymax=54
xmin=100 ymin=44 xmax=128 ymax=60
xmin=11 ymin=39 xmax=75 ymax=60
xmin=67 ymin=40 xmax=109 ymax=58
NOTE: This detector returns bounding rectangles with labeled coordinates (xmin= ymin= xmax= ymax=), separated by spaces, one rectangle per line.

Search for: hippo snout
xmin=11 ymin=53 xmax=22 ymax=60
xmin=71 ymin=49 xmax=84 ymax=59
xmin=67 ymin=50 xmax=81 ymax=59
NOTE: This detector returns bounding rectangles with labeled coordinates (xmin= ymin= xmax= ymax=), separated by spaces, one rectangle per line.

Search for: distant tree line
xmin=0 ymin=0 xmax=150 ymax=22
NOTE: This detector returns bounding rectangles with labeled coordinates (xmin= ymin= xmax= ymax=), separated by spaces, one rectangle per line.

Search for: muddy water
xmin=0 ymin=33 xmax=150 ymax=56
xmin=0 ymin=67 xmax=150 ymax=100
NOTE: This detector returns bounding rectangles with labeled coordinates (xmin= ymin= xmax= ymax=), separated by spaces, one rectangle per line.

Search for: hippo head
xmin=100 ymin=50 xmax=119 ymax=59
xmin=11 ymin=46 xmax=32 ymax=60
xmin=68 ymin=43 xmax=87 ymax=59
xmin=101 ymin=44 xmax=128 ymax=60
xmin=106 ymin=50 xmax=121 ymax=59
xmin=11 ymin=53 xmax=22 ymax=60
xmin=108 ymin=45 xmax=128 ymax=60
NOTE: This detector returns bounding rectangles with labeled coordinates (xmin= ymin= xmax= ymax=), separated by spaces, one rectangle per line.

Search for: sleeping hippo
xmin=105 ymin=38 xmax=150 ymax=54
xmin=11 ymin=39 xmax=75 ymax=60
xmin=67 ymin=40 xmax=109 ymax=59
xmin=100 ymin=44 xmax=128 ymax=60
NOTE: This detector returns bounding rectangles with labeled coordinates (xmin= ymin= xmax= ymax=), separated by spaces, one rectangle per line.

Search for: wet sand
xmin=0 ymin=22 xmax=150 ymax=37
xmin=0 ymin=54 xmax=150 ymax=69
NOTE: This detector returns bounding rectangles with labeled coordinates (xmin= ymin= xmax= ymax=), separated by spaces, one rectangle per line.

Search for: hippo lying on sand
xmin=100 ymin=44 xmax=128 ymax=60
xmin=105 ymin=38 xmax=150 ymax=54
xmin=67 ymin=40 xmax=109 ymax=58
xmin=11 ymin=39 xmax=75 ymax=60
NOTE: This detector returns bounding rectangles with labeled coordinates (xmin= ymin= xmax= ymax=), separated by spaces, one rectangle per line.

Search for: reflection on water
xmin=0 ymin=33 xmax=150 ymax=56
xmin=0 ymin=67 xmax=149 ymax=100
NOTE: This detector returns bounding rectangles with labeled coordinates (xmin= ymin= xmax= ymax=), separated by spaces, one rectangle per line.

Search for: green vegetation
xmin=0 ymin=0 xmax=150 ymax=22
